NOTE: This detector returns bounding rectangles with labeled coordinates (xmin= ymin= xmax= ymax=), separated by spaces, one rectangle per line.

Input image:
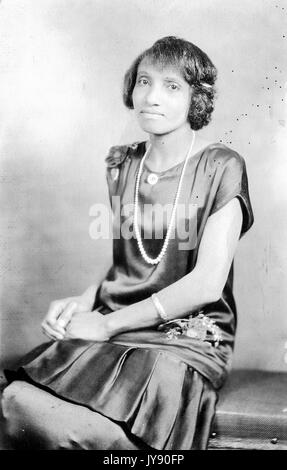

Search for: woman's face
xmin=132 ymin=58 xmax=192 ymax=136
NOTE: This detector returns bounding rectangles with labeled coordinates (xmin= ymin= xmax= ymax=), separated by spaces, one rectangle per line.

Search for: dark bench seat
xmin=209 ymin=369 xmax=287 ymax=450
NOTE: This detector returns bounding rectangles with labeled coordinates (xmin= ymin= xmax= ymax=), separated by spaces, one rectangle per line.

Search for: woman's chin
xmin=138 ymin=123 xmax=172 ymax=136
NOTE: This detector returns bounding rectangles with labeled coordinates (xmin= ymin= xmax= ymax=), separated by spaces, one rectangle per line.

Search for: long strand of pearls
xmin=133 ymin=131 xmax=196 ymax=265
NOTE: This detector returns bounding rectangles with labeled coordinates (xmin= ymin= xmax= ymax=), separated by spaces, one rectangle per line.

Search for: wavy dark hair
xmin=123 ymin=36 xmax=217 ymax=131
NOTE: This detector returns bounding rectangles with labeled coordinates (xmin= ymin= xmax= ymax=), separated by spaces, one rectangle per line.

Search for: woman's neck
xmin=146 ymin=126 xmax=212 ymax=173
xmin=147 ymin=125 xmax=196 ymax=172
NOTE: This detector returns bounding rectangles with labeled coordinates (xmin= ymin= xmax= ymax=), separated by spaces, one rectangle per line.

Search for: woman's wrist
xmin=104 ymin=314 xmax=125 ymax=339
xmin=102 ymin=297 xmax=163 ymax=339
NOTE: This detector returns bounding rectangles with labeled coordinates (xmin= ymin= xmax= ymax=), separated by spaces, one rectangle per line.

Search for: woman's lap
xmin=2 ymin=339 xmax=218 ymax=450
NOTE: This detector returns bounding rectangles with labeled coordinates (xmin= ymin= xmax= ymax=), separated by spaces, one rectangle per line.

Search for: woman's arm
xmin=105 ymin=197 xmax=243 ymax=336
xmin=64 ymin=197 xmax=243 ymax=341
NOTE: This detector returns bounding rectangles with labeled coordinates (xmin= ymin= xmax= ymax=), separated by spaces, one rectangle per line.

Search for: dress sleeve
xmin=104 ymin=144 xmax=130 ymax=207
xmin=209 ymin=152 xmax=254 ymax=238
xmin=104 ymin=142 xmax=141 ymax=206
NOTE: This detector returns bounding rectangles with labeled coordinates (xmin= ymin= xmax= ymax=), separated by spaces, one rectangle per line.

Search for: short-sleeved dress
xmin=5 ymin=141 xmax=254 ymax=450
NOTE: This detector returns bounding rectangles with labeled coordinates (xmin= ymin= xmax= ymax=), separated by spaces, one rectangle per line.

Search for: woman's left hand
xmin=63 ymin=311 xmax=110 ymax=342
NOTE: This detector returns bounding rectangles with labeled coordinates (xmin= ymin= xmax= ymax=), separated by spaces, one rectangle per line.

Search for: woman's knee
xmin=1 ymin=381 xmax=53 ymax=449
xmin=2 ymin=381 xmax=23 ymax=415
xmin=1 ymin=381 xmax=143 ymax=450
xmin=1 ymin=381 xmax=26 ymax=444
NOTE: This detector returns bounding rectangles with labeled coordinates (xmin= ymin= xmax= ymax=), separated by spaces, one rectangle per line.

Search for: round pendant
xmin=147 ymin=173 xmax=159 ymax=185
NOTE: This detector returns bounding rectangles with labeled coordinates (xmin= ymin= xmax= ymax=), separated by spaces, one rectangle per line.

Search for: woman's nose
xmin=144 ymin=85 xmax=161 ymax=106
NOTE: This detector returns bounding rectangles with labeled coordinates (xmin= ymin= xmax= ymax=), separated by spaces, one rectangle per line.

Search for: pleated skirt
xmin=5 ymin=336 xmax=218 ymax=450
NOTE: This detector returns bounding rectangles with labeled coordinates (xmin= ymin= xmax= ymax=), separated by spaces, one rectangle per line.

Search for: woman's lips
xmin=140 ymin=110 xmax=164 ymax=119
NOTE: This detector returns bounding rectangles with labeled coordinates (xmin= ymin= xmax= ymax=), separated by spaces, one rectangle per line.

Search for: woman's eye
xmin=168 ymin=83 xmax=179 ymax=91
xmin=137 ymin=78 xmax=149 ymax=86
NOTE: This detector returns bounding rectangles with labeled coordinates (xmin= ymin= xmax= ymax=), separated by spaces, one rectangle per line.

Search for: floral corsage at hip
xmin=158 ymin=311 xmax=222 ymax=347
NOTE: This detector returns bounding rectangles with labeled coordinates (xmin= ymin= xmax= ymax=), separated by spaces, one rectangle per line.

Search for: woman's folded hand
xmin=41 ymin=296 xmax=93 ymax=341
xmin=63 ymin=311 xmax=110 ymax=342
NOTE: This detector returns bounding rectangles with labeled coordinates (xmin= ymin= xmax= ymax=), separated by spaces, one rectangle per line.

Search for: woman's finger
xmin=45 ymin=301 xmax=66 ymax=327
xmin=41 ymin=322 xmax=65 ymax=341
xmin=42 ymin=318 xmax=66 ymax=336
xmin=56 ymin=302 xmax=78 ymax=329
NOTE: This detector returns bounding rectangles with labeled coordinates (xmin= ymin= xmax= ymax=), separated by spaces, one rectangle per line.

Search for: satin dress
xmin=3 ymin=141 xmax=254 ymax=450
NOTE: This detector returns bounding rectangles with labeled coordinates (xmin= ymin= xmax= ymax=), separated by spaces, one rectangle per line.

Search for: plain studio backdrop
xmin=0 ymin=0 xmax=287 ymax=372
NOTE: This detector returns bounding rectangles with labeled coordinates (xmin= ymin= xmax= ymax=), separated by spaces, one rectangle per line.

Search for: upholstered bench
xmin=209 ymin=369 xmax=287 ymax=450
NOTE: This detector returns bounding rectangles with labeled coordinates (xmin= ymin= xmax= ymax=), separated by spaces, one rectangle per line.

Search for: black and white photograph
xmin=0 ymin=0 xmax=287 ymax=456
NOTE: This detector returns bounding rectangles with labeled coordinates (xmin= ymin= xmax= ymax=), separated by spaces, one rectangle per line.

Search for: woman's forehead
xmin=137 ymin=57 xmax=184 ymax=79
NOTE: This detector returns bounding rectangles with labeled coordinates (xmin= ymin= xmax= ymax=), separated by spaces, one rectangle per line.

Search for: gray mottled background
xmin=1 ymin=0 xmax=287 ymax=371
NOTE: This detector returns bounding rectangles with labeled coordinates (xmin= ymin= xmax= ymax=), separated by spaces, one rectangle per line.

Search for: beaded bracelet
xmin=151 ymin=293 xmax=169 ymax=322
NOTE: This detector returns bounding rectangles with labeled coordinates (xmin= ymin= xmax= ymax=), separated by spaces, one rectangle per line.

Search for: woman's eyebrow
xmin=163 ymin=76 xmax=183 ymax=84
xmin=137 ymin=71 xmax=183 ymax=81
xmin=137 ymin=71 xmax=150 ymax=76
xmin=136 ymin=71 xmax=184 ymax=85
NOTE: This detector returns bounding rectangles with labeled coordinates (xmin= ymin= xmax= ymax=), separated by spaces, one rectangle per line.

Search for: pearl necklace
xmin=133 ymin=131 xmax=196 ymax=265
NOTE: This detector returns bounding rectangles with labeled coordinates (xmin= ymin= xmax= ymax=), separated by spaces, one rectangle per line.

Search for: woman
xmin=2 ymin=36 xmax=254 ymax=450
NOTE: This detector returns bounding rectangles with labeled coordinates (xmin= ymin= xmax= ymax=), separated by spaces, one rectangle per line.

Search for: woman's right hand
xmin=41 ymin=296 xmax=92 ymax=341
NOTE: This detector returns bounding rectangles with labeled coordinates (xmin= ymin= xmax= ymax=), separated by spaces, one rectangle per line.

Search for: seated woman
xmin=2 ymin=36 xmax=254 ymax=450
